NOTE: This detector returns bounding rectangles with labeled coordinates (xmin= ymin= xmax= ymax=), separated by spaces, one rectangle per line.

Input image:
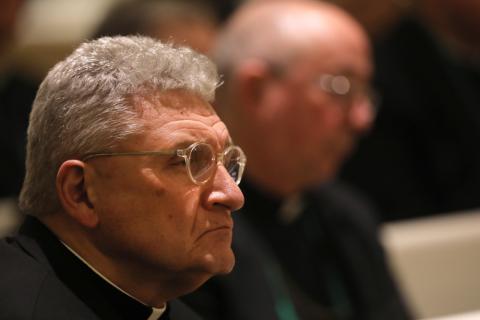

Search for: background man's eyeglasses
xmin=316 ymin=74 xmax=380 ymax=110
xmin=83 ymin=142 xmax=247 ymax=185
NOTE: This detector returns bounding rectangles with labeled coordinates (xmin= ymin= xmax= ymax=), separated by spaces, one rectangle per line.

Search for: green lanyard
xmin=261 ymin=254 xmax=300 ymax=320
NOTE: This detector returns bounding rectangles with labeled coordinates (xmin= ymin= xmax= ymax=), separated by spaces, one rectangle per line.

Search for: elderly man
xmin=183 ymin=1 xmax=411 ymax=320
xmin=0 ymin=36 xmax=245 ymax=320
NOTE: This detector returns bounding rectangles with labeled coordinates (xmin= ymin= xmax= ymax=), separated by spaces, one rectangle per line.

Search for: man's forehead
xmin=125 ymin=89 xmax=234 ymax=148
xmin=138 ymin=104 xmax=230 ymax=148
xmin=134 ymin=88 xmax=216 ymax=118
xmin=291 ymin=30 xmax=371 ymax=80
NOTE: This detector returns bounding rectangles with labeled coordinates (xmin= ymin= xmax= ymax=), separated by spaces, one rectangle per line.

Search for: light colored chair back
xmin=381 ymin=210 xmax=480 ymax=319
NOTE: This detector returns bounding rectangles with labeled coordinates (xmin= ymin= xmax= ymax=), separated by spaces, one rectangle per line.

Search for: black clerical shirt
xmin=0 ymin=216 xmax=200 ymax=320
xmin=183 ymin=179 xmax=411 ymax=320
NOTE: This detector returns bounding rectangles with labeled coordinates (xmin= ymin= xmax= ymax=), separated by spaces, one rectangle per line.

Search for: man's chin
xmin=201 ymin=250 xmax=236 ymax=275
xmin=180 ymin=251 xmax=235 ymax=295
xmin=219 ymin=256 xmax=235 ymax=274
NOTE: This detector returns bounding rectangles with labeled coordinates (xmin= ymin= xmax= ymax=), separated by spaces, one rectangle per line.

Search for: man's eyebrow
xmin=225 ymin=137 xmax=234 ymax=147
xmin=157 ymin=137 xmax=193 ymax=150
xmin=170 ymin=140 xmax=197 ymax=149
xmin=166 ymin=136 xmax=234 ymax=151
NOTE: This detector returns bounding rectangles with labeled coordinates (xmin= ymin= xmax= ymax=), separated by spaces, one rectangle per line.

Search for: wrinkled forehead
xmin=133 ymin=88 xmax=216 ymax=117
xmin=130 ymin=89 xmax=230 ymax=149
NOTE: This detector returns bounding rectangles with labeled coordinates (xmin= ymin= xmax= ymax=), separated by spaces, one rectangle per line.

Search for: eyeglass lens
xmin=223 ymin=147 xmax=244 ymax=184
xmin=319 ymin=74 xmax=377 ymax=108
xmin=188 ymin=143 xmax=216 ymax=183
xmin=187 ymin=143 xmax=244 ymax=184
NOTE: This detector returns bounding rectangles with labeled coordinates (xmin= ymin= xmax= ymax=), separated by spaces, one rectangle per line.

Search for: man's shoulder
xmin=311 ymin=180 xmax=376 ymax=214
xmin=0 ymin=238 xmax=99 ymax=320
xmin=306 ymin=180 xmax=381 ymax=234
xmin=0 ymin=237 xmax=49 ymax=292
xmin=168 ymin=299 xmax=203 ymax=320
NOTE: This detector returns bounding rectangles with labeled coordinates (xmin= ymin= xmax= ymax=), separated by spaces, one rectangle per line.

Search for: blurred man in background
xmin=183 ymin=1 xmax=411 ymax=319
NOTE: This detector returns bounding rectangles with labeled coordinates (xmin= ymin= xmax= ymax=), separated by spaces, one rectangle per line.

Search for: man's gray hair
xmin=19 ymin=35 xmax=220 ymax=216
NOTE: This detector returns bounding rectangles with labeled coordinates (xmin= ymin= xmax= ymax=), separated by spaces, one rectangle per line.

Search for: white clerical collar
xmin=278 ymin=193 xmax=305 ymax=224
xmin=61 ymin=242 xmax=166 ymax=319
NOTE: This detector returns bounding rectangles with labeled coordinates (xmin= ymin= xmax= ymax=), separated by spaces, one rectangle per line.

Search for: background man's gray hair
xmin=19 ymin=35 xmax=220 ymax=216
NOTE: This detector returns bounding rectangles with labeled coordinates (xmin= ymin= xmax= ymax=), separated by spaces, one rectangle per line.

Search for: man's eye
xmin=170 ymin=158 xmax=186 ymax=166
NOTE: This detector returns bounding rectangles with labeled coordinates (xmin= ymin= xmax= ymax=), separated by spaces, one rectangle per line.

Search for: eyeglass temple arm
xmin=82 ymin=150 xmax=177 ymax=161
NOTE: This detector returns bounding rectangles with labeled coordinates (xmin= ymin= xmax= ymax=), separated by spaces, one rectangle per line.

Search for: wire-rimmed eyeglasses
xmin=82 ymin=142 xmax=247 ymax=185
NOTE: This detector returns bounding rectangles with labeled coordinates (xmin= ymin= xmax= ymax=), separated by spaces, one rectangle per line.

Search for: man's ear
xmin=56 ymin=160 xmax=98 ymax=228
xmin=236 ymin=59 xmax=272 ymax=111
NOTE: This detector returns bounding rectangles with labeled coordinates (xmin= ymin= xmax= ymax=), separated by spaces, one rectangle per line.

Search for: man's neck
xmin=61 ymin=241 xmax=166 ymax=312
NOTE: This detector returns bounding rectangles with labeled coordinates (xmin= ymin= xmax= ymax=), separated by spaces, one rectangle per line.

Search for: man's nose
xmin=348 ymin=96 xmax=375 ymax=133
xmin=206 ymin=165 xmax=245 ymax=212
